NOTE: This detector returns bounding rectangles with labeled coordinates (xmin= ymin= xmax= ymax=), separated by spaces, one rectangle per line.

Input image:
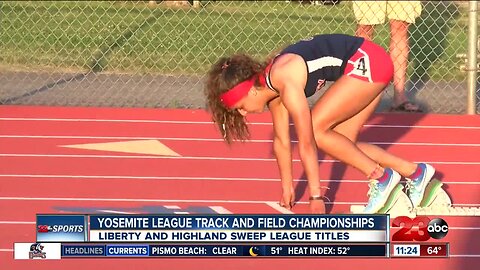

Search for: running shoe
xmin=405 ymin=163 xmax=436 ymax=207
xmin=363 ymin=168 xmax=402 ymax=214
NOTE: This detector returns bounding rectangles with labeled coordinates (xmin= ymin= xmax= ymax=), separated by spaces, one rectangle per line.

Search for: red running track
xmin=1 ymin=105 xmax=480 ymax=269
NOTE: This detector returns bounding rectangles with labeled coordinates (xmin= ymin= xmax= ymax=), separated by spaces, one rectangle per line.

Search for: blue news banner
xmin=37 ymin=214 xmax=390 ymax=258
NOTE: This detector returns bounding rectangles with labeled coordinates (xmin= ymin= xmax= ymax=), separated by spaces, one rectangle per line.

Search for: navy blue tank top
xmin=265 ymin=34 xmax=364 ymax=97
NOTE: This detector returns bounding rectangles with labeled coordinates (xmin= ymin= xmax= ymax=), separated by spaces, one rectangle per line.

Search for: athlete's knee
xmin=312 ymin=117 xmax=337 ymax=147
xmin=312 ymin=115 xmax=336 ymax=135
xmin=332 ymin=125 xmax=359 ymax=143
xmin=342 ymin=132 xmax=359 ymax=143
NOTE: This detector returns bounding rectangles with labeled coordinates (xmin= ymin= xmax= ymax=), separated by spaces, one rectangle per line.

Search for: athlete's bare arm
xmin=268 ymin=98 xmax=294 ymax=207
xmin=270 ymin=54 xmax=324 ymax=212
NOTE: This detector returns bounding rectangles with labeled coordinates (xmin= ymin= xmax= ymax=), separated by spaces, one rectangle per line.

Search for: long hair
xmin=204 ymin=54 xmax=268 ymax=144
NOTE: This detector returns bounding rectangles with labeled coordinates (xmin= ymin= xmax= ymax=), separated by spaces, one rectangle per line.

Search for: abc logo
xmin=392 ymin=216 xmax=449 ymax=241
xmin=427 ymin=218 xmax=449 ymax=239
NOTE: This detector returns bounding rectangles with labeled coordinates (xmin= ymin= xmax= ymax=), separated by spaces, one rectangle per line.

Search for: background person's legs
xmin=387 ymin=1 xmax=423 ymax=112
xmin=353 ymin=1 xmax=423 ymax=112
xmin=353 ymin=1 xmax=385 ymax=40
xmin=389 ymin=19 xmax=418 ymax=111
xmin=353 ymin=0 xmax=384 ymax=41
xmin=355 ymin=24 xmax=374 ymax=41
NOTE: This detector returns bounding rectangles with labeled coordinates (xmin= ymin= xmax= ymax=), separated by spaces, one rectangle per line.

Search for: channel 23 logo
xmin=392 ymin=216 xmax=449 ymax=241
xmin=37 ymin=225 xmax=51 ymax=233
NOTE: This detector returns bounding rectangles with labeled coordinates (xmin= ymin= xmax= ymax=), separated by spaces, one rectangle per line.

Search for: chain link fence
xmin=0 ymin=1 xmax=477 ymax=113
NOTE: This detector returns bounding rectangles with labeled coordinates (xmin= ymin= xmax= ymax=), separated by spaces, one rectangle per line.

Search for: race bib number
xmin=346 ymin=48 xmax=373 ymax=82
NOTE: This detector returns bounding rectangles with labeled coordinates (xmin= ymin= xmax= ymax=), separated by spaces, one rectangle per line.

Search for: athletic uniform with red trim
xmin=262 ymin=34 xmax=434 ymax=214
xmin=219 ymin=34 xmax=433 ymax=214
xmin=264 ymin=33 xmax=394 ymax=97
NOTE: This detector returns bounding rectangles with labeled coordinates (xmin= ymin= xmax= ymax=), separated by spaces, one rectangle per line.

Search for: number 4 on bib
xmin=356 ymin=58 xmax=367 ymax=75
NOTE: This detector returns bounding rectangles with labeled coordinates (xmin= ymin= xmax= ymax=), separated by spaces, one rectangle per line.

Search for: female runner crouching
xmin=204 ymin=33 xmax=435 ymax=214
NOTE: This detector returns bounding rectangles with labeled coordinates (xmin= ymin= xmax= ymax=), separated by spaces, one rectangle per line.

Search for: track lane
xmin=1 ymin=156 xmax=479 ymax=184
xmin=4 ymin=120 xmax=480 ymax=145
xmin=2 ymin=137 xmax=480 ymax=163
xmin=1 ymin=106 xmax=479 ymax=269
xmin=1 ymin=177 xmax=479 ymax=205
xmin=2 ymin=106 xmax=480 ymax=127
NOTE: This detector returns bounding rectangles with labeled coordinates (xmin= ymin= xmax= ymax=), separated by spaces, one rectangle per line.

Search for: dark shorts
xmin=343 ymin=39 xmax=394 ymax=84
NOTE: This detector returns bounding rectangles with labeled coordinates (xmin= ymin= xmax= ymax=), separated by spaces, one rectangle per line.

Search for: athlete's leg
xmin=311 ymin=75 xmax=386 ymax=177
xmin=311 ymin=76 xmax=404 ymax=213
xmin=324 ymin=78 xmax=435 ymax=208
xmin=332 ymin=93 xmax=417 ymax=177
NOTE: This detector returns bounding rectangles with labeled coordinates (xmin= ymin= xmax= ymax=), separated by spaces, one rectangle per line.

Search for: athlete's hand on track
xmin=279 ymin=186 xmax=295 ymax=210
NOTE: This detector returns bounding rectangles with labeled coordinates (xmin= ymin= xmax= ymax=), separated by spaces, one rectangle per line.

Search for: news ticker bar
xmin=391 ymin=243 xmax=449 ymax=258
xmin=14 ymin=243 xmax=450 ymax=259
xmin=62 ymin=243 xmax=387 ymax=258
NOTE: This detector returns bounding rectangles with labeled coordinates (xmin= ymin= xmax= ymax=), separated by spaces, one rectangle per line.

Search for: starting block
xmin=349 ymin=179 xmax=475 ymax=218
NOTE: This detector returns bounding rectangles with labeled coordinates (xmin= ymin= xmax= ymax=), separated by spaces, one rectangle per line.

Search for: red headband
xmin=220 ymin=76 xmax=256 ymax=108
xmin=219 ymin=63 xmax=271 ymax=109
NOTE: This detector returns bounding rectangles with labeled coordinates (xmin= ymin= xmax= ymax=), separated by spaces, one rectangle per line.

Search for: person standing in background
xmin=353 ymin=1 xmax=423 ymax=112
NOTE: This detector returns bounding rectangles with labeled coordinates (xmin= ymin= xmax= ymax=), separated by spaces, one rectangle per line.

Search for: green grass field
xmin=0 ymin=1 xmax=468 ymax=81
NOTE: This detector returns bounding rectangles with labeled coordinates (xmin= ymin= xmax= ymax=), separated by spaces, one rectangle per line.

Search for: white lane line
xmin=0 ymin=196 xmax=363 ymax=205
xmin=0 ymin=174 xmax=338 ymax=182
xmin=1 ymin=174 xmax=479 ymax=185
xmin=164 ymin=205 xmax=181 ymax=209
xmin=2 ymin=153 xmax=480 ymax=165
xmin=0 ymin=196 xmax=478 ymax=208
xmin=0 ymin=196 xmax=285 ymax=204
xmin=265 ymin=202 xmax=295 ymax=214
xmin=2 ymin=117 xmax=480 ymax=130
xmin=449 ymin=254 xmax=480 ymax=258
xmin=0 ymin=221 xmax=36 ymax=225
xmin=2 ymin=135 xmax=480 ymax=147
xmin=97 ymin=210 xmax=135 ymax=214
xmin=209 ymin=206 xmax=232 ymax=214
xmin=0 ymin=118 xmax=219 ymax=124
xmin=0 ymin=153 xmax=313 ymax=162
